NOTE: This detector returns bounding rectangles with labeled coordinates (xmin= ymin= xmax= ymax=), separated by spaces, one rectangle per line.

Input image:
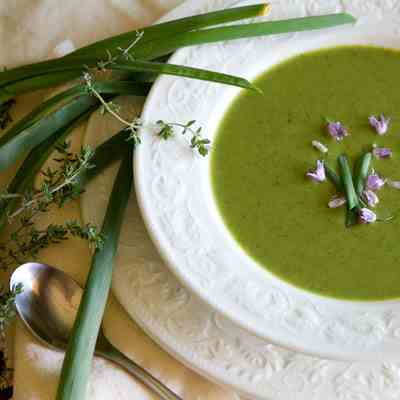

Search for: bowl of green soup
xmin=135 ymin=9 xmax=400 ymax=361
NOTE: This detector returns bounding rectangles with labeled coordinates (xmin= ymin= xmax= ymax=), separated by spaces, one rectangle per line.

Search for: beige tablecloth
xmin=0 ymin=1 xmax=239 ymax=399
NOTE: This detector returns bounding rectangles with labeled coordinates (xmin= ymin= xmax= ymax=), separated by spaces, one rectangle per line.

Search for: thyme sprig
xmin=156 ymin=120 xmax=211 ymax=156
xmin=0 ymin=221 xmax=103 ymax=272
xmin=0 ymin=143 xmax=103 ymax=387
xmin=84 ymin=73 xmax=211 ymax=155
xmin=0 ymin=284 xmax=21 ymax=390
xmin=96 ymin=32 xmax=144 ymax=70
xmin=83 ymin=72 xmax=142 ymax=145
xmin=0 ymin=142 xmax=104 ymax=271
xmin=0 ymin=142 xmax=104 ymax=380
xmin=0 ymin=284 xmax=22 ymax=331
xmin=5 ymin=143 xmax=95 ymax=221
xmin=0 ymin=139 xmax=105 ymax=390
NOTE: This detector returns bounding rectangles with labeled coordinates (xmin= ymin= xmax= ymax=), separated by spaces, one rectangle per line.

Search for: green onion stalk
xmin=55 ymin=149 xmax=133 ymax=400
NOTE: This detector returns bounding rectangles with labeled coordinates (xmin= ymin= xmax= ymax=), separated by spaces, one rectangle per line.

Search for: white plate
xmin=134 ymin=0 xmax=400 ymax=362
xmin=82 ymin=1 xmax=400 ymax=399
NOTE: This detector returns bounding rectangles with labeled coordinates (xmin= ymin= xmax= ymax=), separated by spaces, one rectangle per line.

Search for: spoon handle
xmin=99 ymin=343 xmax=183 ymax=400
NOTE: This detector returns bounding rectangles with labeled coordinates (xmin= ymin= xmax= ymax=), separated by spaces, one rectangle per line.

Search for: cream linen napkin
xmin=0 ymin=1 xmax=240 ymax=399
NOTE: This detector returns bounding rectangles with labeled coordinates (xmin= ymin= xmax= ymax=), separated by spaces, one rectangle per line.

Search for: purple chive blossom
xmin=327 ymin=121 xmax=348 ymax=141
xmin=369 ymin=114 xmax=390 ymax=135
xmin=388 ymin=179 xmax=400 ymax=189
xmin=328 ymin=195 xmax=346 ymax=208
xmin=372 ymin=146 xmax=392 ymax=159
xmin=359 ymin=208 xmax=377 ymax=224
xmin=362 ymin=190 xmax=379 ymax=207
xmin=367 ymin=173 xmax=386 ymax=191
xmin=306 ymin=160 xmax=326 ymax=183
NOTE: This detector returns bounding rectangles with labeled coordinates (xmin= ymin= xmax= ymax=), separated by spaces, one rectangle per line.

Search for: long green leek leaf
xmin=0 ymin=71 xmax=81 ymax=102
xmin=131 ymin=13 xmax=356 ymax=60
xmin=1 ymin=12 xmax=353 ymax=78
xmin=71 ymin=3 xmax=269 ymax=58
xmin=0 ymin=95 xmax=98 ymax=171
xmin=56 ymin=149 xmax=133 ymax=400
xmin=109 ymin=59 xmax=257 ymax=91
xmin=0 ymin=86 xmax=87 ymax=147
xmin=2 ymin=57 xmax=257 ymax=93
xmin=90 ymin=80 xmax=152 ymax=95
xmin=0 ymin=4 xmax=269 ymax=86
xmin=0 ymin=81 xmax=150 ymax=170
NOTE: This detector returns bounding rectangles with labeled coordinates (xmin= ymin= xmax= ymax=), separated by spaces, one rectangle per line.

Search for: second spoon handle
xmin=98 ymin=340 xmax=182 ymax=400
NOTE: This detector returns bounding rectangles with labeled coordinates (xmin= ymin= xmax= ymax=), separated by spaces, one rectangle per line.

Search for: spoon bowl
xmin=11 ymin=262 xmax=182 ymax=400
xmin=11 ymin=262 xmax=80 ymax=350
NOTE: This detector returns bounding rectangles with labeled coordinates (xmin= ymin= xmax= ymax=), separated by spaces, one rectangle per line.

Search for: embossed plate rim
xmin=134 ymin=0 xmax=400 ymax=361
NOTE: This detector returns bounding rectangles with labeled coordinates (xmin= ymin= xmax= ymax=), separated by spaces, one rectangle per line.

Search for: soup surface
xmin=211 ymin=46 xmax=400 ymax=300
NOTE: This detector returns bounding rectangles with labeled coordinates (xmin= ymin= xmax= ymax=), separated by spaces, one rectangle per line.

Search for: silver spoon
xmin=11 ymin=262 xmax=182 ymax=400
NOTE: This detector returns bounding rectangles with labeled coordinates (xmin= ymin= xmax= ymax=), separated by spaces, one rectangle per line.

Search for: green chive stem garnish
xmin=338 ymin=154 xmax=359 ymax=211
xmin=346 ymin=208 xmax=359 ymax=227
xmin=354 ymin=152 xmax=372 ymax=196
xmin=345 ymin=209 xmax=358 ymax=228
xmin=324 ymin=163 xmax=342 ymax=192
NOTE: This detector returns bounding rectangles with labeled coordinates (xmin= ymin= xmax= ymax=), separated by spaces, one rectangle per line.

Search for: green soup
xmin=211 ymin=45 xmax=400 ymax=301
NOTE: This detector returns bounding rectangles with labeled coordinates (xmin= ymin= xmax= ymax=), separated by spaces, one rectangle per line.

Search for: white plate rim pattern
xmin=134 ymin=0 xmax=400 ymax=361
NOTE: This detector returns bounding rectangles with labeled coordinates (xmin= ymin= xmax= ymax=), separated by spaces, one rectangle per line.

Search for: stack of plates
xmin=82 ymin=1 xmax=400 ymax=398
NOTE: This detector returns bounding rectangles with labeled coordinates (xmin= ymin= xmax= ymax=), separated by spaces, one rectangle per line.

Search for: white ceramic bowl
xmin=135 ymin=4 xmax=400 ymax=361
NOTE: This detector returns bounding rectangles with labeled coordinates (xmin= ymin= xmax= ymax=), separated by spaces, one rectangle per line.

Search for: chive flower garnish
xmin=362 ymin=189 xmax=379 ymax=207
xmin=338 ymin=154 xmax=359 ymax=211
xmin=372 ymin=146 xmax=392 ymax=159
xmin=308 ymin=115 xmax=396 ymax=227
xmin=327 ymin=121 xmax=348 ymax=141
xmin=306 ymin=160 xmax=326 ymax=182
xmin=388 ymin=179 xmax=400 ymax=189
xmin=369 ymin=114 xmax=390 ymax=135
xmin=367 ymin=172 xmax=385 ymax=191
xmin=359 ymin=207 xmax=377 ymax=223
xmin=328 ymin=195 xmax=346 ymax=208
xmin=311 ymin=140 xmax=328 ymax=153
